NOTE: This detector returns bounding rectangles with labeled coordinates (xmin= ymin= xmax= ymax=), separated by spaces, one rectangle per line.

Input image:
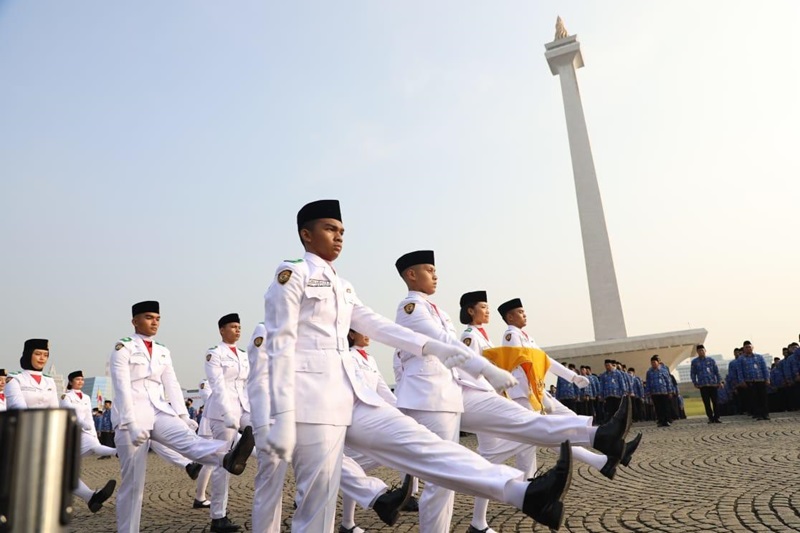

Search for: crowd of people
xmin=0 ymin=198 xmax=655 ymax=533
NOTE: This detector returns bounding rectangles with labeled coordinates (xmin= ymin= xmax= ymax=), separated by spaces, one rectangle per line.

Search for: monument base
xmin=542 ymin=328 xmax=708 ymax=374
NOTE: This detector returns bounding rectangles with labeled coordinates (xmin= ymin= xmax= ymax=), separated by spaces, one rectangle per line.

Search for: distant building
xmin=46 ymin=364 xmax=66 ymax=395
xmin=83 ymin=376 xmax=113 ymax=408
xmin=675 ymin=354 xmax=730 ymax=383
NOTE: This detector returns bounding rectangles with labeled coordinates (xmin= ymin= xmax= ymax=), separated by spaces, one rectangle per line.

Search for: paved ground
xmin=70 ymin=412 xmax=800 ymax=532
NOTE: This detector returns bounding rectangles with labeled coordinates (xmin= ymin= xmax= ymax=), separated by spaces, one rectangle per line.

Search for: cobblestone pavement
xmin=70 ymin=412 xmax=800 ymax=532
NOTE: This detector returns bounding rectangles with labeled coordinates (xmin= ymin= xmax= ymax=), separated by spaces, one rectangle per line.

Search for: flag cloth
xmin=482 ymin=346 xmax=551 ymax=413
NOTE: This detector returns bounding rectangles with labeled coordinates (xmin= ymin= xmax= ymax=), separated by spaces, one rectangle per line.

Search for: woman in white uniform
xmin=5 ymin=339 xmax=117 ymax=514
xmin=0 ymin=368 xmax=8 ymax=412
xmin=60 ymin=370 xmax=117 ymax=457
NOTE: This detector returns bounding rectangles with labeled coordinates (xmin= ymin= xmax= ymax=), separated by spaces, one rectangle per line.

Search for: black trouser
xmin=736 ymin=387 xmax=749 ymax=415
xmin=652 ymin=394 xmax=671 ymax=426
xmin=747 ymin=381 xmax=769 ymax=419
xmin=560 ymin=398 xmax=577 ymax=414
xmin=700 ymin=386 xmax=719 ymax=421
xmin=604 ymin=396 xmax=621 ymax=423
xmin=632 ymin=397 xmax=644 ymax=422
xmin=99 ymin=430 xmax=116 ymax=448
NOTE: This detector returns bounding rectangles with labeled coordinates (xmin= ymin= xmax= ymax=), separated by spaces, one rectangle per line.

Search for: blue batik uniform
xmin=646 ymin=366 xmax=672 ymax=395
xmin=691 ymin=357 xmax=721 ymax=387
xmin=631 ymin=375 xmax=644 ymax=399
xmin=555 ymin=376 xmax=577 ymax=401
xmin=735 ymin=354 xmax=769 ymax=383
xmin=599 ymin=369 xmax=626 ymax=399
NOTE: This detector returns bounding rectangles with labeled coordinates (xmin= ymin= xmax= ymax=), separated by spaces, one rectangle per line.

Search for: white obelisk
xmin=545 ymin=17 xmax=627 ymax=341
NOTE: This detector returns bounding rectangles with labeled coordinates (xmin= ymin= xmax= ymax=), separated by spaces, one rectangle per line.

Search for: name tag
xmin=307 ymin=279 xmax=331 ymax=288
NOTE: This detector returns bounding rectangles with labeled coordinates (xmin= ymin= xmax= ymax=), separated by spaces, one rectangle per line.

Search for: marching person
xmin=394 ymin=251 xmax=632 ymax=532
xmin=60 ymin=370 xmax=117 ymax=457
xmin=646 ymin=355 xmax=673 ymax=427
xmin=690 ymin=344 xmax=722 ymax=423
xmin=204 ymin=312 xmax=252 ymax=532
xmin=494 ymin=297 xmax=641 ymax=475
xmin=110 ymin=301 xmax=255 ymax=533
xmin=194 ymin=378 xmax=214 ymax=509
xmin=6 ymin=339 xmax=117 ymax=514
xmin=252 ymin=199 xmax=576 ymax=533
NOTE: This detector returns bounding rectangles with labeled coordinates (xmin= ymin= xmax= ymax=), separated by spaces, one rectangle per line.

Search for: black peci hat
xmin=395 ymin=250 xmax=435 ymax=275
xmin=297 ymin=200 xmax=342 ymax=230
xmin=497 ymin=298 xmax=523 ymax=319
xmin=218 ymin=313 xmax=240 ymax=328
xmin=132 ymin=301 xmax=159 ymax=317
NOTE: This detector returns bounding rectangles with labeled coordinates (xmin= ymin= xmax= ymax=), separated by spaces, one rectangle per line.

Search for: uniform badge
xmin=505 ymin=333 xmax=512 ymax=341
xmin=115 ymin=343 xmax=124 ymax=351
xmin=61 ymin=394 xmax=66 ymax=400
xmin=206 ymin=354 xmax=212 ymax=362
xmin=463 ymin=338 xmax=472 ymax=347
xmin=278 ymin=269 xmax=292 ymax=285
xmin=404 ymin=303 xmax=415 ymax=314
xmin=254 ymin=337 xmax=263 ymax=347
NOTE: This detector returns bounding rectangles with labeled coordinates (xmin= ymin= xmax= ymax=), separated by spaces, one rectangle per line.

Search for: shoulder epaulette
xmin=238 ymin=347 xmax=245 ymax=352
xmin=465 ymin=327 xmax=473 ymax=333
xmin=120 ymin=337 xmax=132 ymax=342
xmin=155 ymin=341 xmax=165 ymax=347
xmin=208 ymin=346 xmax=217 ymax=351
xmin=284 ymin=258 xmax=304 ymax=263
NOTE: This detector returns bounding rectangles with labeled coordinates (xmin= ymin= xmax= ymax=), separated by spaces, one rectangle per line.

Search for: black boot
xmin=372 ymin=474 xmax=413 ymax=525
xmin=599 ymin=456 xmax=618 ymax=480
xmin=620 ymin=432 xmax=643 ymax=467
xmin=521 ymin=441 xmax=572 ymax=530
xmin=210 ymin=515 xmax=241 ymax=533
xmin=87 ymin=479 xmax=117 ymax=513
xmin=593 ymin=396 xmax=632 ymax=458
xmin=185 ymin=462 xmax=202 ymax=480
xmin=223 ymin=426 xmax=255 ymax=475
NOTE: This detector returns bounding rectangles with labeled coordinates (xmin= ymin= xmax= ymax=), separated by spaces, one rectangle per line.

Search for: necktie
xmin=143 ymin=340 xmax=153 ymax=356
xmin=228 ymin=345 xmax=238 ymax=355
xmin=77 ymin=392 xmax=83 ymax=399
xmin=356 ymin=348 xmax=369 ymax=361
xmin=31 ymin=374 xmax=41 ymax=385
xmin=522 ymin=331 xmax=529 ymax=340
xmin=429 ymin=301 xmax=441 ymax=318
xmin=477 ymin=327 xmax=489 ymax=341
xmin=0 ymin=393 xmax=4 ymax=401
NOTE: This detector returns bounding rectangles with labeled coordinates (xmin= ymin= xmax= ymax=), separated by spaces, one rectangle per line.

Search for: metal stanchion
xmin=0 ymin=408 xmax=81 ymax=533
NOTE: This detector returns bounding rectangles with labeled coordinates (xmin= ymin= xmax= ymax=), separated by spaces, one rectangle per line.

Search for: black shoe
xmin=339 ymin=527 xmax=363 ymax=533
xmin=223 ymin=426 xmax=255 ymax=475
xmin=185 ymin=462 xmax=202 ymax=480
xmin=599 ymin=456 xmax=618 ymax=480
xmin=522 ymin=440 xmax=572 ymax=530
xmin=372 ymin=474 xmax=413 ymax=526
xmin=620 ymin=433 xmax=642 ymax=467
xmin=210 ymin=516 xmax=241 ymax=533
xmin=193 ymin=499 xmax=211 ymax=509
xmin=401 ymin=495 xmax=419 ymax=512
xmin=466 ymin=526 xmax=495 ymax=533
xmin=87 ymin=479 xmax=116 ymax=513
xmin=593 ymin=396 xmax=631 ymax=459
xmin=713 ymin=418 xmax=722 ymax=423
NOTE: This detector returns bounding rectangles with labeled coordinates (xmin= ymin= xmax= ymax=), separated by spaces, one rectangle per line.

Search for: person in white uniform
xmin=0 ymin=369 xmax=8 ymax=411
xmin=457 ymin=291 xmax=537 ymax=533
xmin=393 ymin=251 xmax=633 ymax=532
xmin=497 ymin=298 xmax=642 ymax=470
xmin=6 ymin=340 xmax=117 ymax=514
xmin=193 ymin=378 xmax=214 ymax=509
xmin=252 ymin=199 xmax=574 ymax=533
xmin=60 ymin=370 xmax=117 ymax=458
xmin=204 ymin=312 xmax=251 ymax=533
xmin=110 ymin=302 xmax=255 ymax=533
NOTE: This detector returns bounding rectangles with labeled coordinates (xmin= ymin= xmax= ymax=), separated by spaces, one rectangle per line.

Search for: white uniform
xmin=502 ymin=325 xmax=610 ymax=472
xmin=198 ymin=380 xmax=213 ymax=437
xmin=6 ymin=370 xmax=105 ymax=505
xmin=0 ymin=393 xmax=5 ymax=412
xmin=205 ymin=342 xmax=252 ymax=520
xmin=60 ymin=389 xmax=116 ymax=457
xmin=109 ymin=334 xmax=233 ymax=533
xmin=257 ymin=253 xmax=529 ymax=533
xmin=396 ymin=294 xmax=596 ymax=532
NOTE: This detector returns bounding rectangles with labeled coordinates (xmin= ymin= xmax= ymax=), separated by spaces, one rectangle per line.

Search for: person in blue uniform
xmin=690 ymin=344 xmax=722 ymax=423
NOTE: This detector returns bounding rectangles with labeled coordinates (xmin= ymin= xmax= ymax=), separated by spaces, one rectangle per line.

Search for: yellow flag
xmin=482 ymin=346 xmax=551 ymax=413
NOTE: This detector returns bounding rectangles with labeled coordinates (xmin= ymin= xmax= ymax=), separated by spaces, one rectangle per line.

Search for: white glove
xmin=222 ymin=412 xmax=239 ymax=430
xmin=265 ymin=411 xmax=296 ymax=463
xmin=480 ymin=363 xmax=518 ymax=392
xmin=180 ymin=415 xmax=199 ymax=432
xmin=571 ymin=375 xmax=591 ymax=388
xmin=124 ymin=423 xmax=150 ymax=447
xmin=422 ymin=339 xmax=473 ymax=368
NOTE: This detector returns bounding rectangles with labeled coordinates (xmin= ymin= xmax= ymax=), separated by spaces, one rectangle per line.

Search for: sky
xmin=2 ymin=1 xmax=799 ymax=391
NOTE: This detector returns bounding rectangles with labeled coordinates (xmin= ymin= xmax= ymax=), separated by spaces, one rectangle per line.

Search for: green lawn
xmin=683 ymin=397 xmax=706 ymax=417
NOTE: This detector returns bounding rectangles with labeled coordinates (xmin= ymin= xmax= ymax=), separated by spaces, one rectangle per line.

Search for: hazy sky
xmin=2 ymin=1 xmax=799 ymax=390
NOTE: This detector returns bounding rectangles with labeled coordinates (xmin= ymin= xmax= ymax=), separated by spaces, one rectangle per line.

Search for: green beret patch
xmin=115 ymin=343 xmax=124 ymax=351
xmin=254 ymin=336 xmax=263 ymax=347
xmin=278 ymin=270 xmax=292 ymax=285
xmin=404 ymin=303 xmax=415 ymax=314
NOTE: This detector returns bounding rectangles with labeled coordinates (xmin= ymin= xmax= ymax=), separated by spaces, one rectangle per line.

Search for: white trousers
xmin=340 ymin=450 xmax=386 ymax=509
xmin=209 ymin=413 xmax=252 ymax=519
xmin=544 ymin=393 xmax=607 ymax=470
xmin=150 ymin=440 xmax=190 ymax=468
xmin=115 ymin=411 xmax=230 ymax=533
xmin=80 ymin=431 xmax=116 ymax=457
xmin=252 ymin=446 xmax=288 ymax=533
